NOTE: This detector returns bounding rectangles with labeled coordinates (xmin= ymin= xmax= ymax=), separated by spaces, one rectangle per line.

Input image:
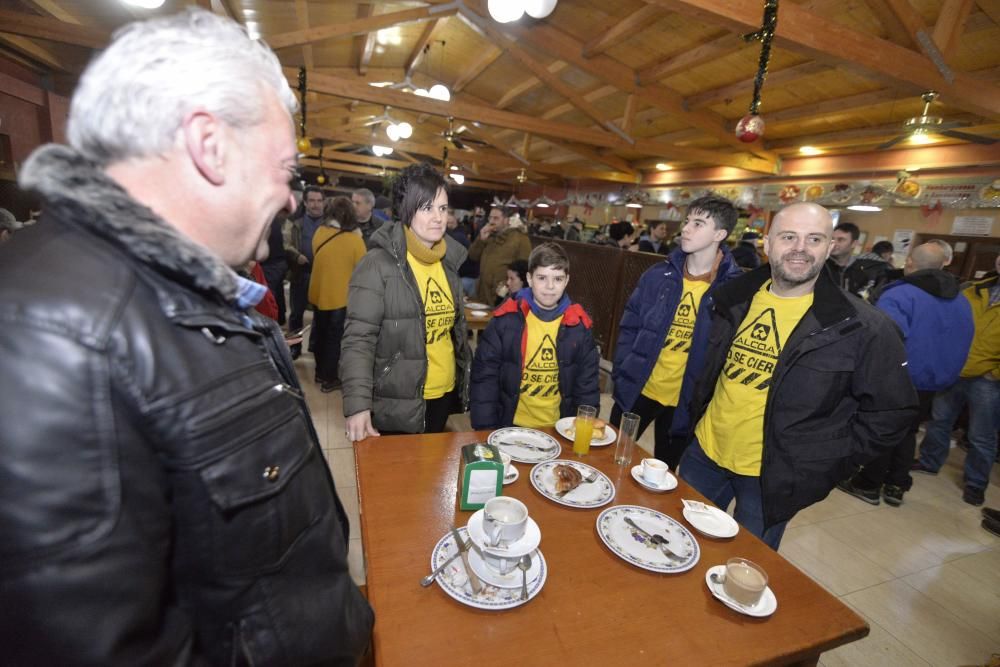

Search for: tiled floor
xmin=296 ymin=355 xmax=1000 ymax=667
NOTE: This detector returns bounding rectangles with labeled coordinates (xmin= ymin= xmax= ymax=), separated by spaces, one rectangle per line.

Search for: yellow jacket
xmin=309 ymin=226 xmax=367 ymax=310
xmin=961 ymin=275 xmax=1000 ymax=378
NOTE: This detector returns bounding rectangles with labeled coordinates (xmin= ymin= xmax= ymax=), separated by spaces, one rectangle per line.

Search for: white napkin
xmin=682 ymin=499 xmax=715 ymax=515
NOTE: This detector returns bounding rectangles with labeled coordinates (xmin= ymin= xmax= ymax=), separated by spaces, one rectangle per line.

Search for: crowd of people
xmin=0 ymin=7 xmax=997 ymax=665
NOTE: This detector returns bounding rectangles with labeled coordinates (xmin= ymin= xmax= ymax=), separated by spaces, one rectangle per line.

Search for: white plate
xmin=488 ymin=427 xmax=562 ymax=463
xmin=430 ymin=527 xmax=547 ymax=610
xmin=468 ymin=547 xmax=543 ymax=589
xmin=466 ymin=508 xmax=541 ymax=557
xmin=631 ymin=465 xmax=678 ymax=492
xmin=683 ymin=505 xmax=739 ymax=539
xmin=554 ymin=416 xmax=616 ymax=447
xmin=464 ymin=301 xmax=491 ymax=310
xmin=596 ymin=505 xmax=700 ymax=574
xmin=503 ymin=466 xmax=520 ymax=485
xmin=469 ymin=310 xmax=490 ymax=318
xmin=530 ymin=460 xmax=615 ymax=509
xmin=704 ymin=565 xmax=777 ymax=618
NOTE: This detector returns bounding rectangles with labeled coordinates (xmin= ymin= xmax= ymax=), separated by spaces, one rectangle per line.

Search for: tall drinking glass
xmin=614 ymin=412 xmax=640 ymax=468
xmin=572 ymin=405 xmax=597 ymax=457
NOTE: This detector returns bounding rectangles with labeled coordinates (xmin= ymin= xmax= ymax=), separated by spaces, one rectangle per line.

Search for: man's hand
xmin=297 ymin=255 xmax=309 ymax=266
xmin=479 ymin=224 xmax=494 ymax=241
xmin=345 ymin=411 xmax=380 ymax=442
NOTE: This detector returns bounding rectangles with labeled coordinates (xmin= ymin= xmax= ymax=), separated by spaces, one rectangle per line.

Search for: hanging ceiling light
xmin=386 ymin=124 xmax=401 ymax=142
xmin=523 ymin=0 xmax=558 ymax=19
xmin=488 ymin=0 xmax=525 ymax=23
xmin=428 ymin=84 xmax=451 ymax=101
xmin=372 ymin=145 xmax=394 ymax=157
xmin=396 ymin=122 xmax=413 ymax=139
xmin=449 ymin=173 xmax=465 ymax=185
xmin=121 ymin=0 xmax=165 ymax=8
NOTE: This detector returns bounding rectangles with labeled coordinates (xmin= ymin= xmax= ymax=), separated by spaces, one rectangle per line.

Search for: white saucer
xmin=464 ymin=301 xmax=490 ymax=310
xmin=683 ymin=505 xmax=739 ymax=539
xmin=469 ymin=310 xmax=490 ymax=318
xmin=554 ymin=416 xmax=616 ymax=446
xmin=468 ymin=547 xmax=543 ymax=588
xmin=630 ymin=465 xmax=678 ymax=492
xmin=503 ymin=466 xmax=520 ymax=485
xmin=467 ymin=508 xmax=541 ymax=557
xmin=704 ymin=565 xmax=777 ymax=618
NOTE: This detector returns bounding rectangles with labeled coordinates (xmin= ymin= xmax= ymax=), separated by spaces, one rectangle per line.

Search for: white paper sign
xmin=951 ymin=216 xmax=994 ymax=236
xmin=892 ymin=229 xmax=914 ymax=252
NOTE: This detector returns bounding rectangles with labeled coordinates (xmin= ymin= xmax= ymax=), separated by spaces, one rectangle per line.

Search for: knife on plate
xmin=623 ymin=516 xmax=688 ymax=559
xmin=450 ymin=528 xmax=483 ymax=594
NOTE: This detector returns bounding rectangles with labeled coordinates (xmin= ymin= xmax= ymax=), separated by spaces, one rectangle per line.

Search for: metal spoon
xmin=517 ymin=553 xmax=532 ymax=601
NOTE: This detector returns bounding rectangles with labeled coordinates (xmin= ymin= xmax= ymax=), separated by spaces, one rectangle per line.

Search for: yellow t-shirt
xmin=513 ymin=311 xmax=563 ymax=428
xmin=694 ymin=282 xmax=813 ymax=475
xmin=641 ymin=278 xmax=712 ymax=406
xmin=406 ymin=253 xmax=456 ymax=400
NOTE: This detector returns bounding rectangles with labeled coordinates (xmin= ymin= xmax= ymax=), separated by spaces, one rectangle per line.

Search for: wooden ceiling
xmin=2 ymin=0 xmax=1000 ymax=191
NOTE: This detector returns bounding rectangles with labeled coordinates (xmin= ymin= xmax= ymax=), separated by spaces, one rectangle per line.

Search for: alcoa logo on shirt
xmin=724 ymin=308 xmax=781 ymax=392
xmin=423 ymin=277 xmax=455 ymax=344
xmin=521 ymin=333 xmax=559 ymax=397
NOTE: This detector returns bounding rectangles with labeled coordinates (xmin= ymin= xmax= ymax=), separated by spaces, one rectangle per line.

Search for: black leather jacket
xmin=0 ymin=145 xmax=372 ymax=665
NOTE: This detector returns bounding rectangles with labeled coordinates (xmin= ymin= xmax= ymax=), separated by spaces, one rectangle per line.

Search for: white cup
xmin=641 ymin=458 xmax=668 ymax=485
xmin=483 ymin=496 xmax=528 ymax=547
xmin=500 ymin=451 xmax=513 ymax=477
xmin=481 ymin=550 xmax=519 ymax=575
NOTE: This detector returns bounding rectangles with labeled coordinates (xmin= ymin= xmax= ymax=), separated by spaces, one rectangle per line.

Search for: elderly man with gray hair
xmin=0 ymin=9 xmax=372 ymax=665
xmin=352 ymin=186 xmax=382 ymax=248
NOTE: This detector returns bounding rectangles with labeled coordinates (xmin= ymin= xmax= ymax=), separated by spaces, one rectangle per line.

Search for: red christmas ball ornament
xmin=735 ymin=114 xmax=765 ymax=143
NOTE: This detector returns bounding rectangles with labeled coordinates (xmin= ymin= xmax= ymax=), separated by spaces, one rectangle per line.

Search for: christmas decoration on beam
xmin=736 ymin=0 xmax=778 ymax=143
xmin=296 ymin=67 xmax=312 ymax=154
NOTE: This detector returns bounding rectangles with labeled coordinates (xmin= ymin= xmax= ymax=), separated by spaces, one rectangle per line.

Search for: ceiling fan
xmin=877 ymin=91 xmax=998 ymax=150
xmin=442 ymin=117 xmax=488 ymax=151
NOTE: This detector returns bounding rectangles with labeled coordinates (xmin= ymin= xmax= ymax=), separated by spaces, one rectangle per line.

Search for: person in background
xmin=260 ymin=210 xmax=291 ymax=325
xmin=565 ymin=218 xmax=583 ymax=242
xmin=470 ymin=242 xmax=599 ymax=429
xmin=310 ymin=196 xmax=367 ymax=393
xmin=730 ymin=231 xmax=762 ymax=270
xmin=844 ymin=239 xmax=898 ymax=300
xmin=825 ymin=221 xmax=860 ymax=288
xmin=838 ymin=242 xmax=973 ymax=506
xmin=468 ymin=206 xmax=532 ymax=305
xmin=351 ymin=187 xmax=381 ymax=248
xmin=912 ymin=252 xmax=1000 ymax=507
xmin=926 ymin=238 xmax=953 ymax=267
xmin=499 ymin=259 xmax=529 ymax=304
xmin=611 ymin=195 xmax=742 ymax=468
xmin=676 ymin=202 xmax=916 ymax=549
xmin=341 ymin=163 xmax=471 ymax=438
xmin=240 ymin=260 xmax=279 ymax=320
xmin=637 ymin=220 xmax=671 ymax=255
xmin=446 ymin=208 xmax=469 ymax=248
xmin=607 ymin=220 xmax=637 ymax=250
xmin=283 ymin=185 xmax=325 ymax=358
xmin=0 ymin=9 xmax=372 ymax=663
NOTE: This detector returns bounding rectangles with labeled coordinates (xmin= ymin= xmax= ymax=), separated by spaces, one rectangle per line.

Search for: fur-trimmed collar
xmin=19 ymin=144 xmax=240 ymax=302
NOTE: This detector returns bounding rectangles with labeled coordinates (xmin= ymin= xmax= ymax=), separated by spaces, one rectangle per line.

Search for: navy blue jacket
xmin=875 ymin=269 xmax=974 ymax=391
xmin=471 ymin=297 xmax=600 ymax=429
xmin=612 ymin=246 xmax=742 ymax=413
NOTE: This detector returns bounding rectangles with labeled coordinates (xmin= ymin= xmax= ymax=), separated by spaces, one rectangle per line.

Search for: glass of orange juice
xmin=573 ymin=405 xmax=597 ymax=456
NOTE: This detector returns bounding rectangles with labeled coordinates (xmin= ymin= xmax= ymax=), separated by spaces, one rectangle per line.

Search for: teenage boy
xmin=611 ymin=195 xmax=742 ymax=468
xmin=470 ymin=242 xmax=600 ymax=429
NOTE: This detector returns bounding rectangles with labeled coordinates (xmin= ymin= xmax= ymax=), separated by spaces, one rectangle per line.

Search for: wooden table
xmin=354 ymin=430 xmax=868 ymax=666
xmin=464 ymin=306 xmax=492 ymax=332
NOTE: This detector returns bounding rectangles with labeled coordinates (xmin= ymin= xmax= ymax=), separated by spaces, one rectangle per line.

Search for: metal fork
xmin=502 ymin=440 xmax=556 ymax=453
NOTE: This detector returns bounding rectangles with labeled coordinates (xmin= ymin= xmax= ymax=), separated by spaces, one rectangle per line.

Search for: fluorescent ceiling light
xmin=449 ymin=173 xmax=465 ymax=185
xmin=626 ymin=202 xmax=643 ymax=208
xmin=121 ymin=0 xmax=165 ymax=7
xmin=799 ymin=145 xmax=822 ymax=155
xmin=847 ymin=204 xmax=882 ymax=212
xmin=655 ymin=163 xmax=671 ymax=171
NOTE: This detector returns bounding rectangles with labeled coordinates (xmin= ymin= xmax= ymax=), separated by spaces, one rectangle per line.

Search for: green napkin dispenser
xmin=458 ymin=443 xmax=504 ymax=511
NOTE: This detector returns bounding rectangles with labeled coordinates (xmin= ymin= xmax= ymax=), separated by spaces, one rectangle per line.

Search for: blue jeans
xmin=461 ymin=277 xmax=476 ymax=299
xmin=917 ymin=376 xmax=1000 ymax=490
xmin=679 ymin=440 xmax=788 ymax=550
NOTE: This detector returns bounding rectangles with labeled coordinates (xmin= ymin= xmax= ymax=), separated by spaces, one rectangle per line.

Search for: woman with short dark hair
xmin=341 ymin=164 xmax=471 ymax=438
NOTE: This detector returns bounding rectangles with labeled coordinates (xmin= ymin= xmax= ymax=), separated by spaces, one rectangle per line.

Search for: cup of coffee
xmin=722 ymin=557 xmax=768 ymax=607
xmin=500 ymin=451 xmax=513 ymax=477
xmin=641 ymin=458 xmax=668 ymax=485
xmin=483 ymin=496 xmax=528 ymax=548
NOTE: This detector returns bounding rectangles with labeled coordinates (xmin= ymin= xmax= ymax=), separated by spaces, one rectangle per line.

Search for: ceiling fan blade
xmin=877 ymin=134 xmax=909 ymax=150
xmin=937 ymin=129 xmax=998 ymax=145
xmin=450 ymin=136 xmax=467 ymax=150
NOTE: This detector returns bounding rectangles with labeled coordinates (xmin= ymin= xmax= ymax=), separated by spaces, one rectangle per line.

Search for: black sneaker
xmin=983 ymin=507 xmax=1000 ymax=522
xmin=837 ymin=478 xmax=880 ymax=505
xmin=910 ymin=460 xmax=937 ymax=475
xmin=882 ymin=485 xmax=904 ymax=507
xmin=962 ymin=485 xmax=985 ymax=507
xmin=982 ymin=516 xmax=1000 ymax=538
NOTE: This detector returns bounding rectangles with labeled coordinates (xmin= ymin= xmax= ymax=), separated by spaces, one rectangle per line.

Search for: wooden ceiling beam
xmin=684 ymin=61 xmax=828 ymax=110
xmin=636 ymin=32 xmax=744 ymax=85
xmin=976 ymin=0 xmax=1000 ymax=26
xmin=303 ymin=151 xmax=411 ymax=170
xmin=621 ymin=94 xmax=638 ymax=134
xmin=496 ymin=62 xmax=567 ymax=110
xmin=0 ymin=10 xmax=107 ymax=49
xmin=556 ymin=142 xmax=639 ymax=176
xmin=864 ymin=0 xmax=918 ymax=46
xmin=352 ymin=4 xmax=374 ymax=75
xmin=297 ymin=68 xmax=778 ymax=173
xmin=461 ymin=4 xmax=778 ymax=160
xmin=0 ymin=33 xmax=69 ymax=72
xmin=404 ymin=19 xmax=440 ymax=78
xmin=452 ymin=46 xmax=502 ymax=93
xmin=582 ymin=5 xmax=666 ymax=58
xmin=293 ymin=0 xmax=315 ymax=75
xmin=764 ymin=88 xmax=899 ymax=123
xmin=540 ymin=84 xmax=617 ymax=121
xmin=646 ymin=0 xmax=1000 ymax=118
xmin=932 ymin=0 xmax=976 ymax=60
xmin=268 ymin=5 xmax=457 ymax=51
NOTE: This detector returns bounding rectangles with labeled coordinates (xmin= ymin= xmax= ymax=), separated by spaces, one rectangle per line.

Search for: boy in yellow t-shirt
xmin=611 ymin=195 xmax=744 ymax=468
xmin=470 ymin=243 xmax=600 ymax=430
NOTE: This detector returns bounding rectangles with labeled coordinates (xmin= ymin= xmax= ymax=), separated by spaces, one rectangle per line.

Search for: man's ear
xmin=763 ymin=234 xmax=770 ymax=256
xmin=182 ymin=110 xmax=226 ymax=186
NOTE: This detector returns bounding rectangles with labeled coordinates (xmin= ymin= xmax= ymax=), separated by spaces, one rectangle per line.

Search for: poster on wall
xmin=951 ymin=216 xmax=994 ymax=236
xmin=892 ymin=229 xmax=914 ymax=253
